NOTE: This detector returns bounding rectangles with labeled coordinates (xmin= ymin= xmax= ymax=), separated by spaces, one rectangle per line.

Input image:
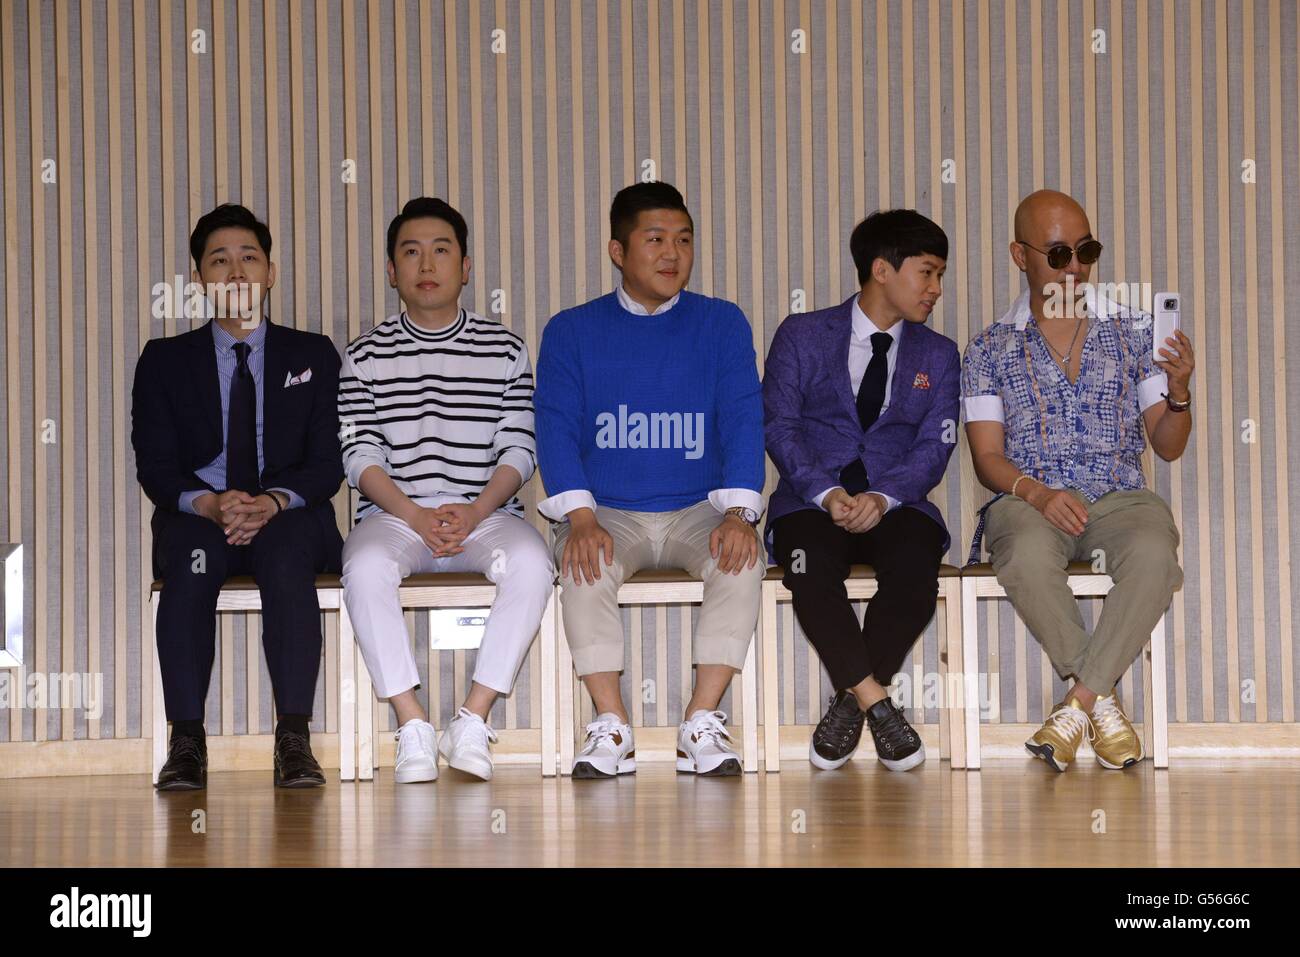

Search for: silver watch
xmin=725 ymin=506 xmax=760 ymax=527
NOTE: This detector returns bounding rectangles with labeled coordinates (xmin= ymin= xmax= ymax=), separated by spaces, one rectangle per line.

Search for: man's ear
xmin=1009 ymin=240 xmax=1028 ymax=272
xmin=265 ymin=261 xmax=276 ymax=292
xmin=871 ymin=256 xmax=892 ymax=286
xmin=386 ymin=259 xmax=398 ymax=288
xmin=608 ymin=238 xmax=625 ymax=271
xmin=461 ymin=255 xmax=471 ymax=285
xmin=191 ymin=267 xmax=203 ymax=286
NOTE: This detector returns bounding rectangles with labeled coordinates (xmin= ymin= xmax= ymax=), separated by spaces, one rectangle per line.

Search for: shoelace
xmin=582 ymin=718 xmax=626 ymax=754
xmin=454 ymin=707 xmax=499 ymax=745
xmin=1091 ymin=696 xmax=1127 ymax=737
xmin=169 ymin=735 xmax=204 ymax=762
xmin=1048 ymin=703 xmax=1095 ymax=742
xmin=872 ymin=703 xmax=918 ymax=746
xmin=395 ymin=720 xmax=431 ymax=746
xmin=686 ymin=710 xmax=732 ymax=749
xmin=277 ymin=731 xmax=311 ymax=757
xmin=817 ymin=694 xmax=863 ymax=746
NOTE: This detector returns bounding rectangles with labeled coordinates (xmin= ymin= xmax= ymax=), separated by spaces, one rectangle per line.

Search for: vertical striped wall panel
xmin=0 ymin=0 xmax=1295 ymax=746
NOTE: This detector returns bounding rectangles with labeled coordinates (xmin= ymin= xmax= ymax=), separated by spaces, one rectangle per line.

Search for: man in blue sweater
xmin=535 ymin=182 xmax=766 ymax=778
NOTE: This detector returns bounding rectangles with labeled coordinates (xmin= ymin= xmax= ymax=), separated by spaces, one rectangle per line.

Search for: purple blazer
xmin=762 ymin=294 xmax=961 ymax=559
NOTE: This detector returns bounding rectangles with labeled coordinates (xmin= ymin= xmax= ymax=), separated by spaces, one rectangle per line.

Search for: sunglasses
xmin=1018 ymin=238 xmax=1104 ymax=270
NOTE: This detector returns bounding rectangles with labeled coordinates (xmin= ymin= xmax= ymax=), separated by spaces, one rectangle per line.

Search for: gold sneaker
xmin=1025 ymin=697 xmax=1093 ymax=772
xmin=1089 ymin=692 xmax=1144 ymax=769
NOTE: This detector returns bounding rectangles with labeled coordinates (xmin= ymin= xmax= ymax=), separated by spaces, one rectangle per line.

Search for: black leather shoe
xmin=865 ymin=698 xmax=925 ymax=771
xmin=809 ymin=690 xmax=866 ymax=770
xmin=155 ymin=732 xmax=208 ymax=791
xmin=273 ymin=730 xmax=326 ymax=788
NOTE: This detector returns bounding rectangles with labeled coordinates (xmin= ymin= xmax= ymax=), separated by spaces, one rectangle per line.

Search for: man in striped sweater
xmin=535 ymin=182 xmax=767 ymax=778
xmin=338 ymin=198 xmax=553 ymax=783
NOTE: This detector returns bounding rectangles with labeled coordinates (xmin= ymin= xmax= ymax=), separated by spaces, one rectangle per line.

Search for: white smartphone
xmin=1153 ymin=292 xmax=1180 ymax=360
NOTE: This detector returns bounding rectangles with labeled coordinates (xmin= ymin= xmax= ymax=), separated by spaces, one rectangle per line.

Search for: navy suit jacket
xmin=762 ymin=294 xmax=961 ymax=558
xmin=131 ymin=319 xmax=345 ymax=542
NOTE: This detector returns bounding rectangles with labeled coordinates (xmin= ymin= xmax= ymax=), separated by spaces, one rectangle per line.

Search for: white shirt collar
xmin=999 ymin=285 xmax=1128 ymax=330
xmin=851 ymin=296 xmax=896 ymax=343
xmin=616 ymin=282 xmax=680 ymax=316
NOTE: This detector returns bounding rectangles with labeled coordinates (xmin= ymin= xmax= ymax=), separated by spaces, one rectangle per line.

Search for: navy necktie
xmin=839 ymin=331 xmax=892 ymax=495
xmin=225 ymin=341 xmax=260 ymax=494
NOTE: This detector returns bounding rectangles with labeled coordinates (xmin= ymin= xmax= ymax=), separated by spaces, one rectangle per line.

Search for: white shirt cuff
xmin=874 ymin=492 xmax=901 ymax=512
xmin=963 ymin=394 xmax=1005 ymax=423
xmin=816 ymin=486 xmax=899 ymax=512
xmin=538 ymin=489 xmax=598 ymax=522
xmin=178 ymin=489 xmax=207 ymax=514
xmin=1138 ymin=372 xmax=1170 ymax=412
xmin=813 ymin=487 xmax=841 ymax=510
xmin=707 ymin=488 xmax=765 ymax=517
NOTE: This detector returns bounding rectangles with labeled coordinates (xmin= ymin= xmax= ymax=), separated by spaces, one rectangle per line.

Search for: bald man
xmin=960 ymin=190 xmax=1194 ymax=772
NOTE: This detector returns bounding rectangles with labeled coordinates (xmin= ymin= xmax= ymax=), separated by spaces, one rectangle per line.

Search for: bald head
xmin=1013 ymin=189 xmax=1090 ymax=247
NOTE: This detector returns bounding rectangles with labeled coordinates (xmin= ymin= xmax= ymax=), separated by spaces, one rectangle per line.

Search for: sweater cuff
xmin=496 ymin=449 xmax=536 ymax=487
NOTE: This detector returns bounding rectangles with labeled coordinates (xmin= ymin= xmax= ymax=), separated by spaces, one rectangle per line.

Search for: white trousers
xmin=341 ymin=509 xmax=555 ymax=699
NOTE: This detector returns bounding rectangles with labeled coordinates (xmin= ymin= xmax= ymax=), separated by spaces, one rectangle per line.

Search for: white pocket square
xmin=284 ymin=367 xmax=313 ymax=387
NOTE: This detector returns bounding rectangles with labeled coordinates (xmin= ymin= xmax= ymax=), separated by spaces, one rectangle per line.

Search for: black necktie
xmin=225 ymin=341 xmax=260 ymax=494
xmin=839 ymin=331 xmax=892 ymax=495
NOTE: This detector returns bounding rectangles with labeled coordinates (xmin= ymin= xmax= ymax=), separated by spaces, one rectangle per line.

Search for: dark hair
xmin=386 ymin=197 xmax=469 ymax=262
xmin=609 ymin=181 xmax=694 ymax=248
xmin=849 ymin=209 xmax=948 ymax=285
xmin=190 ymin=203 xmax=273 ymax=270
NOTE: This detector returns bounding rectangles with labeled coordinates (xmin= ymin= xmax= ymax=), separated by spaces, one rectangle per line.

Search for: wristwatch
xmin=725 ymin=506 xmax=760 ymax=527
xmin=1162 ymin=391 xmax=1191 ymax=413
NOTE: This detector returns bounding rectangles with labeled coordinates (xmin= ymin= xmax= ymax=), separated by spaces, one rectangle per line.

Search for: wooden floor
xmin=2 ymin=759 xmax=1297 ymax=867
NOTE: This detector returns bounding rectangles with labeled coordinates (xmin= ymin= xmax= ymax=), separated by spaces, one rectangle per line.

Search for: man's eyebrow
xmin=398 ymin=235 xmax=454 ymax=245
xmin=208 ymin=244 xmax=261 ymax=256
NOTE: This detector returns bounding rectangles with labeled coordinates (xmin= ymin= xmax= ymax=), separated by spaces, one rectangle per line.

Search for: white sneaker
xmin=676 ymin=710 xmax=743 ymax=776
xmin=572 ymin=712 xmax=636 ymax=778
xmin=393 ymin=718 xmax=439 ymax=783
xmin=438 ymin=707 xmax=498 ymax=781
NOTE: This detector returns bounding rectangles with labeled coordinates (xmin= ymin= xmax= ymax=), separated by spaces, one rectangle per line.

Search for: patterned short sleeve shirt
xmin=961 ymin=288 xmax=1168 ymax=502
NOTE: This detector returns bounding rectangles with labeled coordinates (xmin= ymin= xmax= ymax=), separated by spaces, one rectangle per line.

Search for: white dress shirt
xmin=537 ymin=282 xmax=765 ymax=522
xmin=812 ymin=297 xmax=902 ymax=514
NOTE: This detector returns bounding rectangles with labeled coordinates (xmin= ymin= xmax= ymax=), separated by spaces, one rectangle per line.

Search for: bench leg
xmin=1143 ymin=612 xmax=1170 ymax=768
xmin=357 ymin=632 xmax=374 ymax=781
xmin=557 ymin=605 xmax=575 ymax=776
xmin=942 ymin=580 xmax=967 ymax=769
xmin=539 ymin=587 xmax=558 ymax=777
xmin=760 ymin=580 xmax=781 ymax=772
xmin=741 ymin=636 xmax=759 ymax=773
xmin=338 ymin=597 xmax=356 ymax=782
xmin=151 ymin=592 xmax=167 ymax=783
xmin=960 ymin=578 xmax=983 ymax=770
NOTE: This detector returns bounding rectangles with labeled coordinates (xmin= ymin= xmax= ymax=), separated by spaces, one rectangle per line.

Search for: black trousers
xmin=771 ymin=506 xmax=945 ymax=691
xmin=152 ymin=505 xmax=343 ymax=722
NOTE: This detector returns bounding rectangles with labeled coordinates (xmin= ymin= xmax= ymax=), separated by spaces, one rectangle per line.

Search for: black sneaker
xmin=865 ymin=698 xmax=925 ymax=771
xmin=809 ymin=691 xmax=866 ymax=770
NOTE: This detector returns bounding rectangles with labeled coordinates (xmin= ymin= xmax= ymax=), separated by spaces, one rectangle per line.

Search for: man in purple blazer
xmin=764 ymin=209 xmax=960 ymax=772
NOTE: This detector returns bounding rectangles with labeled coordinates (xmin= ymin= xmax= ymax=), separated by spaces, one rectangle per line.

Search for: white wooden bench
xmin=555 ymin=568 xmax=763 ymax=774
xmin=959 ymin=561 xmax=1171 ymax=769
xmin=149 ymin=575 xmax=350 ymax=782
xmin=150 ymin=573 xmax=558 ymax=782
xmin=760 ymin=564 xmax=968 ymax=771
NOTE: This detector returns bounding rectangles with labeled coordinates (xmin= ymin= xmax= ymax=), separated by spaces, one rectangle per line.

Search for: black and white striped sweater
xmin=338 ymin=308 xmax=536 ymax=521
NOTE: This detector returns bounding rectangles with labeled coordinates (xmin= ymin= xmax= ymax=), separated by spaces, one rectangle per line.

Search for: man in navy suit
xmin=764 ymin=209 xmax=960 ymax=772
xmin=131 ymin=203 xmax=344 ymax=790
